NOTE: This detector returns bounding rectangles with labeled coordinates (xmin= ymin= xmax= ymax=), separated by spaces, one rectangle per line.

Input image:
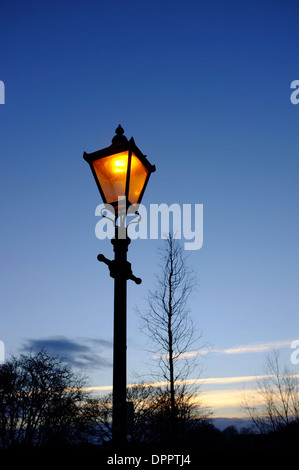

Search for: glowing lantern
xmin=83 ymin=125 xmax=156 ymax=214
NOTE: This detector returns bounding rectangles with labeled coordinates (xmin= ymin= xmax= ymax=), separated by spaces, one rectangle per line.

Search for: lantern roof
xmin=83 ymin=125 xmax=156 ymax=174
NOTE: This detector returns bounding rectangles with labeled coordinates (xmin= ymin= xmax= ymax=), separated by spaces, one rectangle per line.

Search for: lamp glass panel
xmin=92 ymin=151 xmax=129 ymax=203
xmin=128 ymin=153 xmax=149 ymax=204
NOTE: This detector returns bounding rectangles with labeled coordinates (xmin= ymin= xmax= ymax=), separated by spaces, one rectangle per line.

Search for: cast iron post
xmin=98 ymin=224 xmax=141 ymax=448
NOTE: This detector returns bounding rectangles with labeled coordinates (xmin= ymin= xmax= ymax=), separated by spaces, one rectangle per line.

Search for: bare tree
xmin=139 ymin=234 xmax=206 ymax=427
xmin=0 ymin=350 xmax=95 ymax=449
xmin=92 ymin=383 xmax=162 ymax=445
xmin=242 ymin=350 xmax=299 ymax=434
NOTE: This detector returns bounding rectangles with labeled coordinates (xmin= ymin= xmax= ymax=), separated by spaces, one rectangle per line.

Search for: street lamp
xmin=83 ymin=125 xmax=156 ymax=448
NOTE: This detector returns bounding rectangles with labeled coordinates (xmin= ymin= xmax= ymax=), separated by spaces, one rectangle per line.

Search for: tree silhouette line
xmin=0 ymin=351 xmax=298 ymax=452
xmin=1 ymin=237 xmax=298 ymax=453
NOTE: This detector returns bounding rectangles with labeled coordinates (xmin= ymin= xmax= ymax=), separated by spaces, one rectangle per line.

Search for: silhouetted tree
xmin=242 ymin=350 xmax=299 ymax=435
xmin=92 ymin=383 xmax=162 ymax=445
xmin=94 ymin=382 xmax=209 ymax=447
xmin=223 ymin=425 xmax=239 ymax=439
xmin=0 ymin=350 xmax=94 ymax=449
xmin=139 ymin=235 xmax=208 ymax=435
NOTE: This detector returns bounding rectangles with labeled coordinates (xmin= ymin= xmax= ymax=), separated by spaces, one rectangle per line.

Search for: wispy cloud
xmin=22 ymin=336 xmax=113 ymax=370
xmin=156 ymin=339 xmax=294 ymax=360
xmin=212 ymin=340 xmax=292 ymax=355
xmin=83 ymin=374 xmax=263 ymax=392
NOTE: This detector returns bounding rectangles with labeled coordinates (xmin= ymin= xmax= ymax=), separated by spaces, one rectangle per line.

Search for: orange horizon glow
xmin=77 ymin=374 xmax=277 ymax=418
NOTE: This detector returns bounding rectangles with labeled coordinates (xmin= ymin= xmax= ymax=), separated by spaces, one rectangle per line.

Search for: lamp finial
xmin=111 ymin=124 xmax=128 ymax=145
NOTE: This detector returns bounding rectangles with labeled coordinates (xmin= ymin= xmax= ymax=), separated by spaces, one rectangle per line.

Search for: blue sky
xmin=1 ymin=0 xmax=299 ymax=417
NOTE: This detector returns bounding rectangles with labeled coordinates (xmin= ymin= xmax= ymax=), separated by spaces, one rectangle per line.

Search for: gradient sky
xmin=1 ymin=0 xmax=299 ymax=418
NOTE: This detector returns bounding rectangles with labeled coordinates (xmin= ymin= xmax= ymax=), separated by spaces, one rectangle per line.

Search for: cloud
xmin=159 ymin=339 xmax=294 ymax=360
xmin=214 ymin=340 xmax=293 ymax=355
xmin=84 ymin=375 xmax=262 ymax=392
xmin=22 ymin=336 xmax=113 ymax=370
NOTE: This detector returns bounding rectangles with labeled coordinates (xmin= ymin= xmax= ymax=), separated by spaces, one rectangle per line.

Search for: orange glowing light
xmin=83 ymin=126 xmax=156 ymax=212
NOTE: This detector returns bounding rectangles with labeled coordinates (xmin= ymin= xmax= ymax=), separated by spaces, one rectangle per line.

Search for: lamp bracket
xmin=97 ymin=254 xmax=142 ymax=284
xmin=100 ymin=207 xmax=142 ymax=230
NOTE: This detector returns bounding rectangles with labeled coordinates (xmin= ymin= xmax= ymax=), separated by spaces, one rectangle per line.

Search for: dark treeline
xmin=0 ymin=350 xmax=298 ymax=458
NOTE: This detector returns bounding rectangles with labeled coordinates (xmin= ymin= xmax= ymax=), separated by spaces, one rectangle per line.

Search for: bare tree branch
xmin=138 ymin=234 xmax=207 ymax=427
xmin=241 ymin=350 xmax=299 ymax=434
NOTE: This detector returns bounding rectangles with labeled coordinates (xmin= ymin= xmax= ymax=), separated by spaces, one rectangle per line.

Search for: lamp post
xmin=83 ymin=126 xmax=156 ymax=448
